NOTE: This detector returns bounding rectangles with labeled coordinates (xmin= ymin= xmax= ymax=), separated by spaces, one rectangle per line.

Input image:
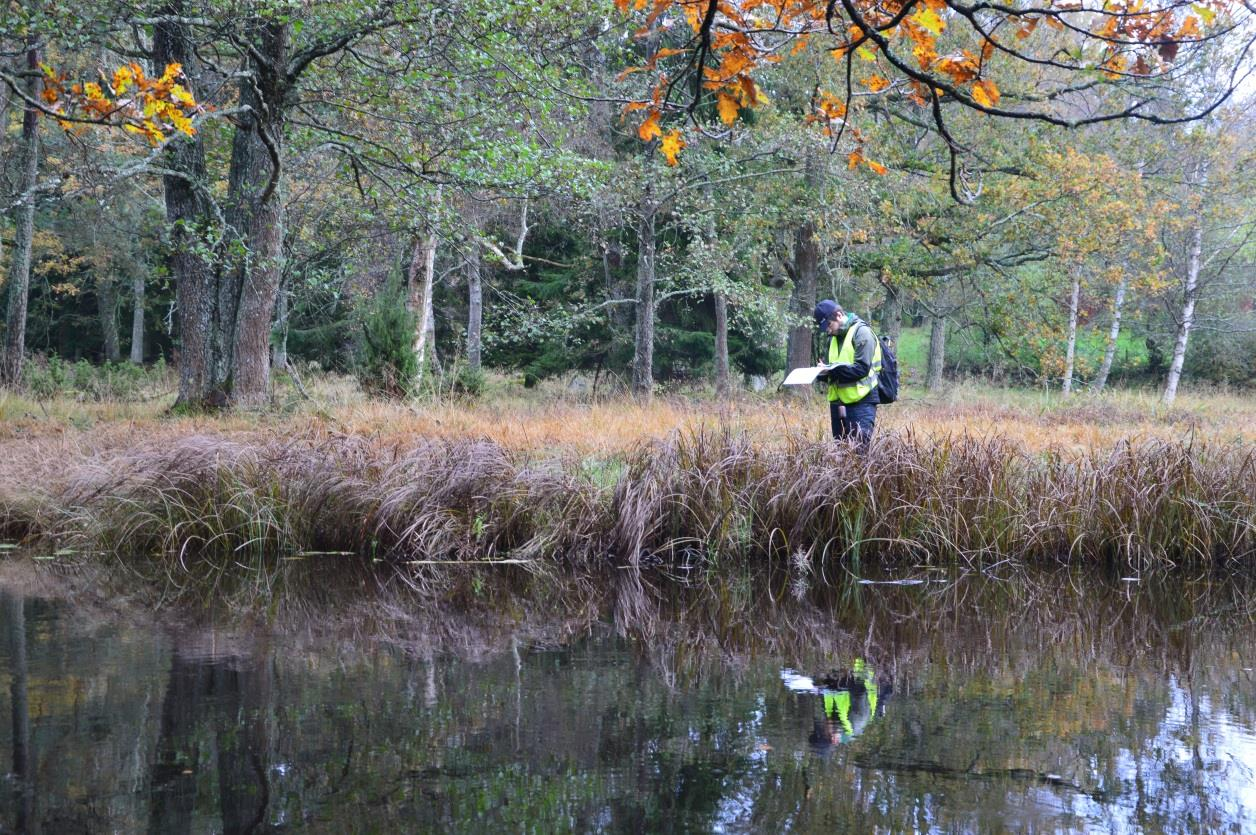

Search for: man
xmin=814 ymin=299 xmax=882 ymax=447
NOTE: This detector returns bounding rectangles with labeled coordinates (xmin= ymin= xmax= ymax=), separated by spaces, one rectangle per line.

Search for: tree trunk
xmin=1 ymin=41 xmax=40 ymax=387
xmin=155 ymin=6 xmax=219 ymax=409
xmin=632 ymin=185 xmax=657 ymax=399
xmin=926 ymin=313 xmax=946 ymax=391
xmin=409 ymin=229 xmax=438 ymax=381
xmin=1163 ymin=215 xmax=1204 ymax=406
xmin=211 ymin=654 xmax=273 ymax=835
xmin=785 ymin=148 xmax=824 ymax=389
xmin=702 ymin=189 xmax=730 ymax=397
xmin=466 ymin=243 xmax=483 ymax=372
xmin=0 ymin=59 xmax=11 ymax=280
xmin=148 ymin=650 xmax=211 ymax=835
xmin=1092 ymin=275 xmax=1127 ymax=393
xmin=227 ymin=22 xmax=288 ymax=408
xmin=785 ymin=220 xmax=819 ymax=376
xmin=880 ymin=280 xmax=902 ymax=345
xmin=598 ymin=204 xmax=631 ymax=332
xmin=423 ymin=261 xmax=438 ymax=376
xmin=6 ymin=593 xmax=33 ymax=834
xmin=1062 ymin=269 xmax=1081 ymax=395
xmin=217 ymin=110 xmax=258 ymax=390
xmin=99 ymin=278 xmax=122 ymax=362
xmin=271 ymin=276 xmax=288 ymax=371
xmin=129 ymin=273 xmax=145 ymax=364
xmin=230 ymin=169 xmax=284 ymax=407
xmin=714 ymin=289 xmax=730 ymax=397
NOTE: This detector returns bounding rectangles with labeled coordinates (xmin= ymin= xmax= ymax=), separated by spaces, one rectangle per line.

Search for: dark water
xmin=2 ymin=565 xmax=1255 ymax=833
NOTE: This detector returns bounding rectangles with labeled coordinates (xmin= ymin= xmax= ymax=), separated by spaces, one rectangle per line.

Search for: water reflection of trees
xmin=0 ymin=563 xmax=1253 ymax=832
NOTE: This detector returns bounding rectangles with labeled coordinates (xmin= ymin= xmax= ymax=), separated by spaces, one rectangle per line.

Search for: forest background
xmin=0 ymin=0 xmax=1253 ymax=417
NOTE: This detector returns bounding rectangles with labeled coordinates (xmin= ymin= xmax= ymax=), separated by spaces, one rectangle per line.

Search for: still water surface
xmin=2 ymin=567 xmax=1255 ymax=833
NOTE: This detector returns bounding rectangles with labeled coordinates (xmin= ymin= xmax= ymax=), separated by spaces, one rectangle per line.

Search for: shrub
xmin=357 ymin=283 xmax=417 ymax=398
xmin=452 ymin=365 xmax=485 ymax=398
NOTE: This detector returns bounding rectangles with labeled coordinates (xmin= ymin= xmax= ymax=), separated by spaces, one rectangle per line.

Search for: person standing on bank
xmin=814 ymin=299 xmax=882 ymax=448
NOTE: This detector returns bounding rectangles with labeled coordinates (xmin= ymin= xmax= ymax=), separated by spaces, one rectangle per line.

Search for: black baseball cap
xmin=814 ymin=299 xmax=841 ymax=329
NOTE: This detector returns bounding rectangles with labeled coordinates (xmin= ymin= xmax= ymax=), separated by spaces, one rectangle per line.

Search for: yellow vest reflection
xmin=813 ymin=659 xmax=885 ymax=746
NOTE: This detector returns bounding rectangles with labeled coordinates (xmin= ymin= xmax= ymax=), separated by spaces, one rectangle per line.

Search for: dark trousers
xmin=831 ymin=400 xmax=877 ymax=449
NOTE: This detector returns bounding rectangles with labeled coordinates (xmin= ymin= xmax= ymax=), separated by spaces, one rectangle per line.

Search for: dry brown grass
xmin=2 ymin=374 xmax=1253 ymax=577
xmin=3 ymin=372 xmax=1253 ymax=456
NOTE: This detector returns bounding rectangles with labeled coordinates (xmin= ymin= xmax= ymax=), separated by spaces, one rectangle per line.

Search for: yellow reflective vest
xmin=827 ymin=323 xmax=883 ymax=404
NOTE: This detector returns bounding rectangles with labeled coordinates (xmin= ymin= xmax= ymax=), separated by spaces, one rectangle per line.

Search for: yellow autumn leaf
xmin=170 ymin=84 xmax=195 ymax=107
xmin=659 ymin=129 xmax=685 ymax=165
xmin=913 ymin=9 xmax=945 ymax=35
xmin=716 ymin=92 xmax=740 ymax=125
xmin=848 ymin=150 xmax=864 ymax=169
xmin=638 ymin=111 xmax=662 ymax=142
xmin=112 ymin=65 xmax=134 ymax=94
xmin=971 ymin=78 xmax=1000 ymax=107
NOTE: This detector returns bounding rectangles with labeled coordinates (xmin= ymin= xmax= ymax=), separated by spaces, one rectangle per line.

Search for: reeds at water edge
xmin=3 ymin=427 xmax=1253 ymax=574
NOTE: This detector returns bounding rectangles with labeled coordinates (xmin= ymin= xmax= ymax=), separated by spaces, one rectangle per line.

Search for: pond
xmin=2 ymin=563 xmax=1255 ymax=833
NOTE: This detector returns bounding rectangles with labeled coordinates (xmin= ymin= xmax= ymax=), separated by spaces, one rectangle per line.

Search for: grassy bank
xmin=2 ymin=389 xmax=1254 ymax=573
xmin=3 ymin=370 xmax=1255 ymax=452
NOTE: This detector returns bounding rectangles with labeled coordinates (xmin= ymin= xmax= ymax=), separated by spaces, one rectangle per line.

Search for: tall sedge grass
xmin=3 ymin=426 xmax=1253 ymax=575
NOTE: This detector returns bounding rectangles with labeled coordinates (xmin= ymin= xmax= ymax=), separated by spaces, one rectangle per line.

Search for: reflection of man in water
xmin=799 ymin=660 xmax=890 ymax=751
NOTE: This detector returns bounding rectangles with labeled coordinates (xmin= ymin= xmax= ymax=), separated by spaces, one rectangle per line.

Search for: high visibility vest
xmin=828 ymin=323 xmax=882 ymax=404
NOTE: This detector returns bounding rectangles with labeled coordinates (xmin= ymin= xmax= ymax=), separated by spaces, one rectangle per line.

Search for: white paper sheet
xmin=782 ymin=364 xmax=834 ymax=386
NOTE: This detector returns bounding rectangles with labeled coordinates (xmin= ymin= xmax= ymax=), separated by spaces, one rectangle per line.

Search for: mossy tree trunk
xmin=466 ymin=243 xmax=483 ymax=372
xmin=1 ymin=41 xmax=40 ymax=388
xmin=784 ymin=149 xmax=823 ymax=392
xmin=926 ymin=314 xmax=946 ymax=392
xmin=99 ymin=277 xmax=122 ymax=362
xmin=155 ymin=5 xmax=222 ymax=408
xmin=632 ymin=181 xmax=658 ymax=399
xmin=129 ymin=273 xmax=145 ymax=364
xmin=228 ymin=21 xmax=289 ymax=408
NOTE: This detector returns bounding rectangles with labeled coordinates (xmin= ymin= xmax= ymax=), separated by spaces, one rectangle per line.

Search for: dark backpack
xmin=876 ymin=335 xmax=899 ymax=404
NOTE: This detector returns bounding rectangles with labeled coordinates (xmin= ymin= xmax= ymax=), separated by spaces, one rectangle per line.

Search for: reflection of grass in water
xmin=7 ymin=548 xmax=1255 ymax=698
xmin=9 ymin=555 xmax=1252 ymax=835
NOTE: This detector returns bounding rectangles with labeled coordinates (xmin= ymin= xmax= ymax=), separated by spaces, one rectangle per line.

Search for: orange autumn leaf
xmin=1100 ymin=53 xmax=1128 ymax=79
xmin=1175 ymin=15 xmax=1202 ymax=40
xmin=848 ymin=149 xmax=864 ymax=169
xmin=817 ymin=91 xmax=847 ymax=119
xmin=716 ymin=91 xmax=740 ymax=125
xmin=937 ymin=54 xmax=979 ymax=84
xmin=863 ymin=74 xmax=891 ymax=92
xmin=659 ymin=129 xmax=686 ymax=165
xmin=638 ymin=111 xmax=662 ymax=141
xmin=865 ymin=157 xmax=888 ymax=175
xmin=738 ymin=75 xmax=761 ymax=105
